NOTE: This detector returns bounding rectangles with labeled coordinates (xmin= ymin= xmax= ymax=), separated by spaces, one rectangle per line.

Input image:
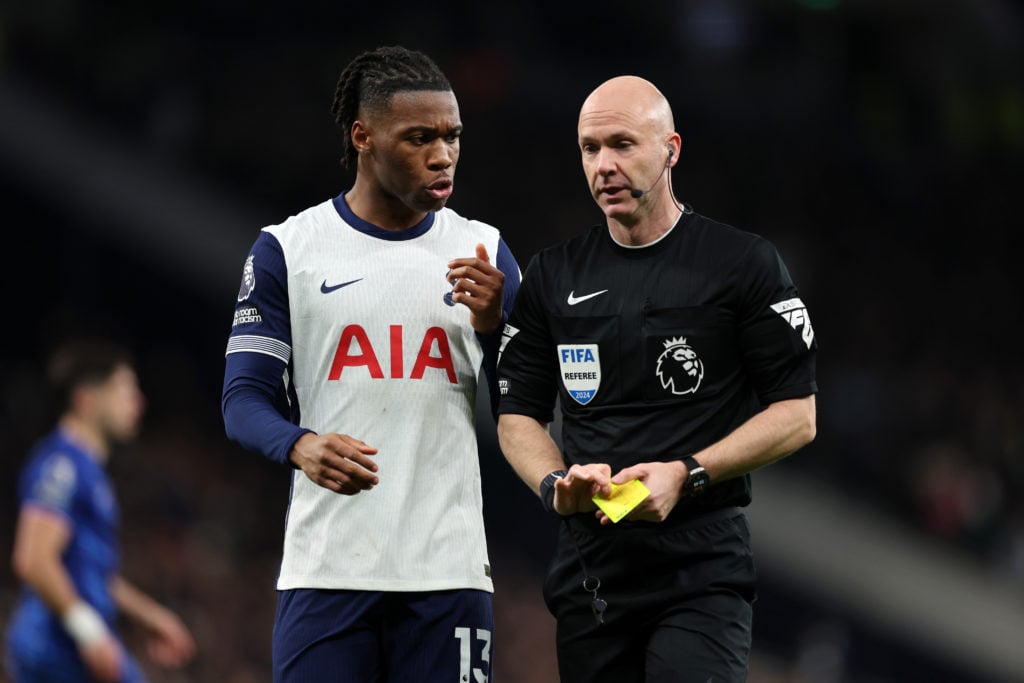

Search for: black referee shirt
xmin=497 ymin=211 xmax=817 ymax=520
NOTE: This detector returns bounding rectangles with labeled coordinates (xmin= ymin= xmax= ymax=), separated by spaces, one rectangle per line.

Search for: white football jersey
xmin=232 ymin=197 xmax=500 ymax=592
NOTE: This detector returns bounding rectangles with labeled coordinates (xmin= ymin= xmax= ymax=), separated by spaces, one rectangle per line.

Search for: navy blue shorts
xmin=272 ymin=588 xmax=494 ymax=682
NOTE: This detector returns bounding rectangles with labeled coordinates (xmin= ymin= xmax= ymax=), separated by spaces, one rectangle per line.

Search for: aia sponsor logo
xmin=329 ymin=324 xmax=457 ymax=384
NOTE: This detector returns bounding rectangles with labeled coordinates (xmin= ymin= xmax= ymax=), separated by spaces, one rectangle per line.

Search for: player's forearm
xmin=15 ymin=553 xmax=80 ymax=616
xmin=497 ymin=413 xmax=566 ymax=495
xmin=17 ymin=553 xmax=116 ymax=652
xmin=223 ymin=388 xmax=311 ymax=465
xmin=222 ymin=352 xmax=313 ymax=465
xmin=694 ymin=394 xmax=816 ymax=483
xmin=110 ymin=575 xmax=167 ymax=630
xmin=12 ymin=510 xmax=83 ymax=616
xmin=111 ymin=575 xmax=196 ymax=667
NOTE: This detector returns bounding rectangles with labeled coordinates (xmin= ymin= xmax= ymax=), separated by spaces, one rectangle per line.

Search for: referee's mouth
xmin=599 ymin=185 xmax=630 ymax=198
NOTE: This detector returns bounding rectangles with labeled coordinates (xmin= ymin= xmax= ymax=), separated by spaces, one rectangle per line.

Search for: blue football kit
xmin=5 ymin=429 xmax=146 ymax=683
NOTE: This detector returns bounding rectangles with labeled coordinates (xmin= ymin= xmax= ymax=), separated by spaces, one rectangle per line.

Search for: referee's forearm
xmin=696 ymin=394 xmax=816 ymax=483
xmin=497 ymin=413 xmax=565 ymax=495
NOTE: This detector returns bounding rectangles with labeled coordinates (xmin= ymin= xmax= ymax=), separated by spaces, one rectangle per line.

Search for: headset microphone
xmin=629 ymin=148 xmax=674 ymax=198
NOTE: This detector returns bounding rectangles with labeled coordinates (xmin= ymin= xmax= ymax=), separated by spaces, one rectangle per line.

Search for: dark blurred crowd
xmin=1 ymin=1 xmax=1022 ymax=681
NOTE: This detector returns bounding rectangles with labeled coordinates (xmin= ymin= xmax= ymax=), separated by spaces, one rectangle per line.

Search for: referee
xmin=496 ymin=75 xmax=817 ymax=682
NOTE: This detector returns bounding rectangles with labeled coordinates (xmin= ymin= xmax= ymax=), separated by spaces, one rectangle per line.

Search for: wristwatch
xmin=681 ymin=456 xmax=710 ymax=496
xmin=540 ymin=469 xmax=568 ymax=514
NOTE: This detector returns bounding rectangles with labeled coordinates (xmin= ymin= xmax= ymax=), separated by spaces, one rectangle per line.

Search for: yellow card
xmin=592 ymin=479 xmax=650 ymax=523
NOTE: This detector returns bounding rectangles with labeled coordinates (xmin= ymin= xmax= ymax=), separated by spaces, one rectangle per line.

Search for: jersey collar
xmin=607 ymin=210 xmax=687 ymax=250
xmin=333 ymin=191 xmax=435 ymax=241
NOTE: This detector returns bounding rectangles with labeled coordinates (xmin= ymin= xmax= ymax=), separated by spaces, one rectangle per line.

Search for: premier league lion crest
xmin=655 ymin=336 xmax=703 ymax=395
xmin=237 ymin=255 xmax=256 ymax=302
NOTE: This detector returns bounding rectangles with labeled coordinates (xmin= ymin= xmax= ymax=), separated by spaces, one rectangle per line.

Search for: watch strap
xmin=681 ymin=455 xmax=709 ymax=496
xmin=540 ymin=469 xmax=568 ymax=514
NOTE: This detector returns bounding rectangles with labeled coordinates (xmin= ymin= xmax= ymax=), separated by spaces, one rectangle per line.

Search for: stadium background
xmin=1 ymin=1 xmax=1022 ymax=681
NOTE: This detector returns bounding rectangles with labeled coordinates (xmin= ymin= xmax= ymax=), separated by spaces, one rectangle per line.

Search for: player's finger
xmin=324 ymin=472 xmax=374 ymax=495
xmin=324 ymin=435 xmax=378 ymax=472
xmin=316 ymin=453 xmax=378 ymax=489
xmin=335 ymin=458 xmax=379 ymax=486
xmin=339 ymin=449 xmax=378 ymax=473
xmin=447 ymin=250 xmax=499 ymax=278
xmin=447 ymin=265 xmax=500 ymax=289
xmin=334 ymin=481 xmax=368 ymax=496
xmin=338 ymin=435 xmax=379 ymax=455
xmin=451 ymin=278 xmax=498 ymax=303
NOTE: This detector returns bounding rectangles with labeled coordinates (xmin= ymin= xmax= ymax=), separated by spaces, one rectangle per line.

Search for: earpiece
xmin=629 ymin=147 xmax=675 ymax=198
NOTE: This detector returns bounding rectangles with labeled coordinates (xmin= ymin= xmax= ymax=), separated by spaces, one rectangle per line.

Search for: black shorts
xmin=543 ymin=508 xmax=757 ymax=683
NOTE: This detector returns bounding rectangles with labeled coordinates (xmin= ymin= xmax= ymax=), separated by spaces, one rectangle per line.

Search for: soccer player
xmin=221 ymin=45 xmax=521 ymax=681
xmin=495 ymin=75 xmax=818 ymax=682
xmin=5 ymin=339 xmax=196 ymax=683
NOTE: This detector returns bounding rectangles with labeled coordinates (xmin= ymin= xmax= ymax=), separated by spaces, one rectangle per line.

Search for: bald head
xmin=578 ymin=76 xmax=674 ymax=138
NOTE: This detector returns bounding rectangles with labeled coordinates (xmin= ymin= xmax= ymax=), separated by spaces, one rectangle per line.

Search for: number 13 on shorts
xmin=455 ymin=627 xmax=492 ymax=682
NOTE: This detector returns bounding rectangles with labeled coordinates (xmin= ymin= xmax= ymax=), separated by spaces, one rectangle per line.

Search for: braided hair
xmin=331 ymin=45 xmax=452 ymax=169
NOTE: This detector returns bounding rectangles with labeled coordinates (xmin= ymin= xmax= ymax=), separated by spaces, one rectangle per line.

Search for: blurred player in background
xmin=5 ymin=339 xmax=196 ymax=682
xmin=496 ymin=75 xmax=818 ymax=682
xmin=221 ymin=45 xmax=521 ymax=681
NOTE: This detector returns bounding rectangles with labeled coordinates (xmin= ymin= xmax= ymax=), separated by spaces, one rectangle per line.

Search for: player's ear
xmin=351 ymin=121 xmax=370 ymax=154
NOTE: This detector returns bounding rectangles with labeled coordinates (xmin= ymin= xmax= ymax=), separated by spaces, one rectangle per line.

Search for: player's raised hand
xmin=289 ymin=432 xmax=379 ymax=495
xmin=447 ymin=243 xmax=504 ymax=334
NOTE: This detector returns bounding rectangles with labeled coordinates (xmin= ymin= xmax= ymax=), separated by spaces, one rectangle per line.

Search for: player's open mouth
xmin=427 ymin=179 xmax=453 ymax=199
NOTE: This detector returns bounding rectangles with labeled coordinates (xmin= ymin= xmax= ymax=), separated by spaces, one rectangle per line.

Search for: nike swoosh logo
xmin=320 ymin=278 xmax=363 ymax=294
xmin=567 ymin=289 xmax=609 ymax=305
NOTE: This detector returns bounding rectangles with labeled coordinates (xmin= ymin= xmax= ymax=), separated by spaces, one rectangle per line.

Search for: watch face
xmin=688 ymin=469 xmax=709 ymax=495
